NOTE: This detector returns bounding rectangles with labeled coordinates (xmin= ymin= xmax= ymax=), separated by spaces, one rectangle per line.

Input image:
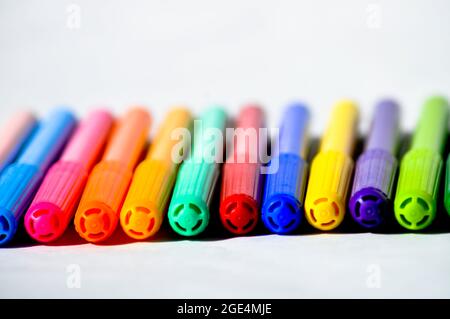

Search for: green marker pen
xmin=394 ymin=96 xmax=448 ymax=230
xmin=445 ymin=157 xmax=450 ymax=215
xmin=168 ymin=106 xmax=227 ymax=236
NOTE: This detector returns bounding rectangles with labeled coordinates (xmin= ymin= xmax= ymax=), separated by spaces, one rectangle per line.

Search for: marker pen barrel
xmin=74 ymin=108 xmax=151 ymax=243
xmin=278 ymin=104 xmax=309 ymax=158
xmin=365 ymin=101 xmax=399 ymax=153
xmin=25 ymin=110 xmax=113 ymax=243
xmin=0 ymin=109 xmax=76 ymax=245
xmin=394 ymin=96 xmax=448 ymax=230
xmin=304 ymin=100 xmax=358 ymax=231
xmin=319 ymin=102 xmax=357 ymax=155
xmin=168 ymin=106 xmax=227 ymax=237
xmin=262 ymin=103 xmax=310 ymax=234
xmin=349 ymin=100 xmax=399 ymax=228
xmin=120 ymin=108 xmax=192 ymax=240
xmin=0 ymin=111 xmax=37 ymax=174
xmin=219 ymin=105 xmax=265 ymax=235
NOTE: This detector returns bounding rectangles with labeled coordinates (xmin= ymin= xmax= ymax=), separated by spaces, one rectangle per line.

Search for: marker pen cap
xmin=349 ymin=100 xmax=399 ymax=228
xmin=0 ymin=111 xmax=37 ymax=174
xmin=74 ymin=108 xmax=151 ymax=243
xmin=168 ymin=107 xmax=226 ymax=237
xmin=0 ymin=108 xmax=76 ymax=245
xmin=25 ymin=110 xmax=113 ymax=242
xmin=305 ymin=100 xmax=358 ymax=231
xmin=394 ymin=96 xmax=448 ymax=230
xmin=262 ymin=103 xmax=310 ymax=234
xmin=120 ymin=108 xmax=192 ymax=240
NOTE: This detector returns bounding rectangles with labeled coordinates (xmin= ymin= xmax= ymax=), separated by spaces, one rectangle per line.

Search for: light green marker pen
xmin=394 ymin=96 xmax=448 ymax=230
xmin=168 ymin=106 xmax=227 ymax=236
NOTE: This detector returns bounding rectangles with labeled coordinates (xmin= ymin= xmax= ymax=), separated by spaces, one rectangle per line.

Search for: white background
xmin=0 ymin=0 xmax=450 ymax=298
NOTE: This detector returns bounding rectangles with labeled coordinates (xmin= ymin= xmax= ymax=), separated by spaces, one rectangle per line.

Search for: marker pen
xmin=25 ymin=110 xmax=113 ymax=243
xmin=120 ymin=108 xmax=192 ymax=240
xmin=74 ymin=108 xmax=151 ymax=243
xmin=0 ymin=109 xmax=76 ymax=245
xmin=219 ymin=105 xmax=265 ymax=235
xmin=444 ymin=154 xmax=450 ymax=216
xmin=349 ymin=100 xmax=399 ymax=228
xmin=0 ymin=111 xmax=37 ymax=174
xmin=168 ymin=107 xmax=227 ymax=237
xmin=304 ymin=100 xmax=358 ymax=231
xmin=394 ymin=96 xmax=448 ymax=230
xmin=262 ymin=103 xmax=310 ymax=234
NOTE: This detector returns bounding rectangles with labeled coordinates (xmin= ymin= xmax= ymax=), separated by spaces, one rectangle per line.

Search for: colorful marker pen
xmin=394 ymin=96 xmax=448 ymax=230
xmin=349 ymin=100 xmax=399 ymax=228
xmin=24 ymin=110 xmax=113 ymax=243
xmin=168 ymin=107 xmax=227 ymax=237
xmin=444 ymin=154 xmax=450 ymax=216
xmin=262 ymin=103 xmax=310 ymax=234
xmin=304 ymin=100 xmax=358 ymax=231
xmin=0 ymin=111 xmax=37 ymax=174
xmin=120 ymin=108 xmax=192 ymax=240
xmin=219 ymin=105 xmax=265 ymax=235
xmin=74 ymin=108 xmax=151 ymax=243
xmin=0 ymin=109 xmax=76 ymax=245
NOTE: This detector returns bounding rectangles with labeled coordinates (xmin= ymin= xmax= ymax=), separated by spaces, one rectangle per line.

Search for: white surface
xmin=1 ymin=0 xmax=450 ymax=298
xmin=2 ymin=232 xmax=450 ymax=298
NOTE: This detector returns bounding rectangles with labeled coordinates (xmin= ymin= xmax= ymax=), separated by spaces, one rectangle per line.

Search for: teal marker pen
xmin=168 ymin=107 xmax=227 ymax=236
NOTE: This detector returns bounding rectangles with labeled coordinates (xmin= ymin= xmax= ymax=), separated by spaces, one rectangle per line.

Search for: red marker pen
xmin=219 ymin=105 xmax=265 ymax=235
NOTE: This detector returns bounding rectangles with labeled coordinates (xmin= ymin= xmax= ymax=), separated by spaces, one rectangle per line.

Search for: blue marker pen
xmin=262 ymin=103 xmax=310 ymax=234
xmin=0 ymin=109 xmax=76 ymax=245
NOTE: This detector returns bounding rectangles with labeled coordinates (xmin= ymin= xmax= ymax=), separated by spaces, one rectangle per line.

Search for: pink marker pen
xmin=25 ymin=110 xmax=113 ymax=243
xmin=0 ymin=111 xmax=37 ymax=174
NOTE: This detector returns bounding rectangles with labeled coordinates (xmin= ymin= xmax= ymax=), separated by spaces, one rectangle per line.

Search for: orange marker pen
xmin=74 ymin=108 xmax=151 ymax=243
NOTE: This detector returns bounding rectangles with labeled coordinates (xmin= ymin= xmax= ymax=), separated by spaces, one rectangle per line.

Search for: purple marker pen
xmin=349 ymin=100 xmax=399 ymax=228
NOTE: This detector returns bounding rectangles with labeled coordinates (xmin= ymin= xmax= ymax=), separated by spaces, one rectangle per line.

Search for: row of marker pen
xmin=0 ymin=96 xmax=448 ymax=245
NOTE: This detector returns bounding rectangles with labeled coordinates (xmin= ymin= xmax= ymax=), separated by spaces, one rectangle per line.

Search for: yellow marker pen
xmin=304 ymin=100 xmax=358 ymax=230
xmin=120 ymin=108 xmax=192 ymax=239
